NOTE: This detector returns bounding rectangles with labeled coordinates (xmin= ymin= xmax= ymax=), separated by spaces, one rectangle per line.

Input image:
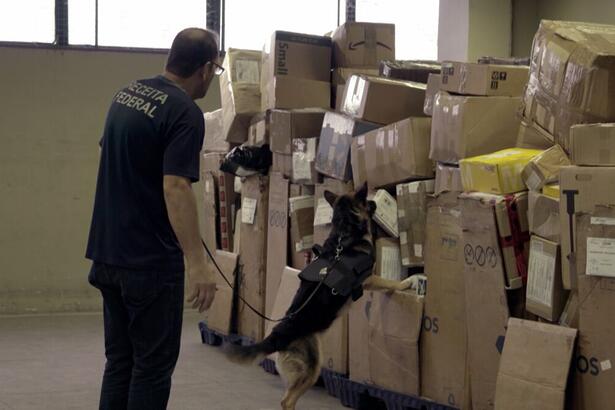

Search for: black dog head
xmin=324 ymin=183 xmax=376 ymax=240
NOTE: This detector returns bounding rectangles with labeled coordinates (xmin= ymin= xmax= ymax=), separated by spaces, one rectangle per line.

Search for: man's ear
xmin=355 ymin=182 xmax=368 ymax=203
xmin=367 ymin=200 xmax=377 ymax=217
xmin=324 ymin=190 xmax=338 ymax=207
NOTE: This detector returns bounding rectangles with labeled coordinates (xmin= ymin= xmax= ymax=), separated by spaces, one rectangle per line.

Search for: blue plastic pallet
xmin=260 ymin=358 xmax=279 ymax=375
xmin=198 ymin=321 xmax=254 ymax=347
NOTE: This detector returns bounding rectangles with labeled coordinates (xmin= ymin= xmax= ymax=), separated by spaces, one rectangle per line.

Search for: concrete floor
xmin=0 ymin=311 xmax=344 ymax=410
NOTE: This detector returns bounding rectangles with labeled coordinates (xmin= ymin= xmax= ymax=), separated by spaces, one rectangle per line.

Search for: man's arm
xmin=164 ymin=175 xmax=216 ymax=312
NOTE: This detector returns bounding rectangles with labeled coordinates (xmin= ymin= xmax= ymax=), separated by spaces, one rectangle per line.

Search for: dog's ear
xmin=355 ymin=182 xmax=368 ymax=203
xmin=367 ymin=200 xmax=377 ymax=217
xmin=324 ymin=190 xmax=338 ymax=207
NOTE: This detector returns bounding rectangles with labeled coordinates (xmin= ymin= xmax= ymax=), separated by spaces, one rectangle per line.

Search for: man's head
xmin=165 ymin=28 xmax=221 ymax=100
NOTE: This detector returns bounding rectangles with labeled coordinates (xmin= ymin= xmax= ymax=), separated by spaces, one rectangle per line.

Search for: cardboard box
xmin=526 ymin=236 xmax=568 ymax=321
xmin=421 ymin=193 xmax=470 ymax=409
xmin=575 ymin=205 xmax=615 ymax=279
xmin=560 ymin=167 xmax=615 ymax=290
xmin=204 ymin=251 xmax=239 ymax=335
xmin=200 ymin=172 xmax=218 ymax=253
xmin=289 ymin=195 xmax=314 ymax=254
xmin=219 ymin=48 xmax=262 ymax=144
xmin=331 ymin=22 xmax=395 ymax=68
xmin=238 ymin=175 xmax=269 ymax=341
xmin=434 ymin=162 xmax=462 ymax=195
xmin=341 ymin=75 xmax=426 ymax=125
xmin=460 ymin=148 xmax=542 ymax=195
xmin=430 ymin=92 xmax=522 ymax=163
xmin=379 ymin=60 xmax=441 ymax=83
xmin=542 ymin=183 xmax=559 ymax=200
xmin=516 ymin=120 xmax=555 ymax=150
xmin=313 ymin=179 xmax=354 ymax=245
xmin=269 ymin=109 xmax=326 ymax=154
xmin=440 ymin=61 xmax=529 ymax=97
xmin=265 ymin=173 xmax=288 ymax=317
xmin=332 ymin=67 xmax=380 ymax=86
xmin=423 ymin=74 xmax=442 ymax=116
xmin=363 ymin=117 xmax=434 ymax=189
xmin=570 ymin=123 xmax=615 ymax=166
xmin=291 ymin=138 xmax=320 ymax=185
xmin=460 ymin=195 xmax=515 ymax=410
xmin=204 ymin=109 xmax=234 ymax=152
xmin=350 ymin=135 xmax=367 ymax=189
xmin=528 ymin=190 xmax=560 ymax=243
xmin=461 ymin=192 xmax=530 ymax=290
xmin=271 ymin=152 xmax=292 ymax=179
xmin=315 ymin=111 xmax=380 ymax=181
xmin=202 ymin=153 xmax=236 ymax=251
xmin=261 ymin=76 xmax=331 ymax=111
xmin=372 ymin=189 xmax=399 ymax=237
xmin=375 ymin=238 xmax=406 ymax=281
xmin=558 ymin=291 xmax=579 ymax=328
xmin=521 ymin=145 xmax=570 ymax=191
xmin=247 ymin=111 xmax=269 ymax=147
xmin=522 ymin=20 xmax=615 ymax=151
xmin=494 ymin=318 xmax=577 ymax=410
xmin=396 ymin=180 xmax=435 ymax=267
xmin=348 ymin=291 xmax=370 ymax=384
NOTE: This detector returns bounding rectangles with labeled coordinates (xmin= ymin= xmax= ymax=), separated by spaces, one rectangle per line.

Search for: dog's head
xmin=324 ymin=183 xmax=376 ymax=240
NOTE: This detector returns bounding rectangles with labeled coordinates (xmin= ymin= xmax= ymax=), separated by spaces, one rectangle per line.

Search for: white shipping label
xmin=402 ymin=257 xmax=411 ymax=266
xmin=399 ymin=231 xmax=408 ymax=245
xmin=374 ymin=190 xmax=399 ymax=237
xmin=295 ymin=235 xmax=314 ymax=252
xmin=587 ymin=237 xmax=615 ymax=277
xmin=314 ymin=198 xmax=333 ymax=226
xmin=380 ymin=245 xmax=403 ymax=281
xmin=205 ymin=180 xmax=211 ymax=193
xmin=591 ymin=217 xmax=615 ymax=226
xmin=414 ymin=244 xmax=423 ymax=258
xmin=526 ymin=247 xmax=556 ymax=307
xmin=241 ymin=197 xmax=258 ymax=224
xmin=233 ymin=59 xmax=260 ymax=84
xmin=292 ymin=153 xmax=312 ymax=181
xmin=601 ymin=360 xmax=612 ymax=372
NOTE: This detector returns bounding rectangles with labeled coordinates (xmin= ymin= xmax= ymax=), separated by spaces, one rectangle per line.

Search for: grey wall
xmin=0 ymin=46 xmax=220 ymax=314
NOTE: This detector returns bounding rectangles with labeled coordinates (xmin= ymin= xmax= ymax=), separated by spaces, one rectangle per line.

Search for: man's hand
xmin=186 ymin=260 xmax=217 ymax=312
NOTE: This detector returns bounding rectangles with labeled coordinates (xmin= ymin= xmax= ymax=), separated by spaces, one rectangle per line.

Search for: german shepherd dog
xmin=225 ymin=184 xmax=414 ymax=410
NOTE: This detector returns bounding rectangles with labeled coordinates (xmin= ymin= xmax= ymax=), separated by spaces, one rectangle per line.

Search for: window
xmin=0 ymin=0 xmax=55 ymax=43
xmin=224 ymin=0 xmax=341 ymax=51
xmin=356 ymin=0 xmax=439 ymax=60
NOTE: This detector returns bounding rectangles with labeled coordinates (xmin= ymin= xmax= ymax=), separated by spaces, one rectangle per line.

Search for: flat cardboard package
xmin=421 ymin=193 xmax=470 ymax=409
xmin=238 ymin=175 xmax=269 ymax=341
xmin=516 ymin=120 xmax=555 ymax=150
xmin=261 ymin=76 xmax=331 ymax=111
xmin=349 ymin=290 xmax=423 ymax=397
xmin=247 ymin=111 xmax=269 ymax=147
xmin=423 ymin=74 xmax=442 ymax=116
xmin=269 ymin=109 xmax=326 ymax=154
xmin=396 ymin=180 xmax=435 ymax=267
xmin=204 ymin=109 xmax=233 ymax=152
xmin=204 ymin=251 xmax=239 ymax=335
xmin=460 ymin=148 xmax=542 ymax=195
xmin=315 ymin=112 xmax=379 ymax=181
xmin=375 ymin=238 xmax=406 ymax=281
xmin=522 ymin=20 xmax=615 ymax=151
xmin=521 ymin=145 xmax=570 ymax=191
xmin=291 ymin=138 xmax=320 ymax=185
xmin=560 ymin=166 xmax=615 ymax=289
xmin=379 ymin=60 xmax=441 ymax=83
xmin=265 ymin=173 xmax=289 ymax=317
xmin=430 ymin=92 xmax=521 ymax=163
xmin=202 ymin=153 xmax=236 ymax=251
xmin=220 ymin=48 xmax=262 ymax=144
xmin=569 ymin=123 xmax=615 ymax=166
xmin=440 ymin=61 xmax=529 ymax=96
xmin=494 ymin=318 xmax=577 ymax=410
xmin=528 ymin=190 xmax=560 ymax=243
xmin=341 ymin=75 xmax=426 ymax=125
xmin=331 ymin=22 xmax=395 ymax=68
xmin=350 ymin=136 xmax=368 ymax=190
xmin=313 ymin=179 xmax=354 ymax=246
xmin=363 ymin=117 xmax=434 ymax=189
xmin=434 ymin=162 xmax=462 ymax=194
xmin=372 ymin=189 xmax=399 ymax=237
xmin=526 ymin=236 xmax=568 ymax=321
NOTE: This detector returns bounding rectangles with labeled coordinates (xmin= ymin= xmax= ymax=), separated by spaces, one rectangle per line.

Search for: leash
xmin=200 ymin=237 xmax=344 ymax=323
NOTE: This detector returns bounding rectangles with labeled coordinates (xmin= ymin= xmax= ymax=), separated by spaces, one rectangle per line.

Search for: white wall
xmin=438 ymin=0 xmax=470 ymax=61
xmin=0 ymin=46 xmax=220 ymax=314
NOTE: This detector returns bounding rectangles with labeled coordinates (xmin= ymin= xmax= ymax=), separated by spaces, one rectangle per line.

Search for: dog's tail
xmin=223 ymin=341 xmax=275 ymax=366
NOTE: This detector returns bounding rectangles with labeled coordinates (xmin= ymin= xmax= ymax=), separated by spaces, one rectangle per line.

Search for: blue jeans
xmin=88 ymin=263 xmax=184 ymax=410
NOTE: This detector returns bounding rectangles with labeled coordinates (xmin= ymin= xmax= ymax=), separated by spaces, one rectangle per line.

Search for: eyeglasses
xmin=211 ymin=61 xmax=225 ymax=76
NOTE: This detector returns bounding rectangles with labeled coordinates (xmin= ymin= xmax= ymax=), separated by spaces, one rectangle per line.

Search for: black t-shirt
xmin=86 ymin=75 xmax=204 ymax=272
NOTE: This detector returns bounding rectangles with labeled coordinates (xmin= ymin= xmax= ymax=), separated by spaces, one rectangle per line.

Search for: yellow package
xmin=460 ymin=148 xmax=542 ymax=194
xmin=542 ymin=183 xmax=560 ymax=199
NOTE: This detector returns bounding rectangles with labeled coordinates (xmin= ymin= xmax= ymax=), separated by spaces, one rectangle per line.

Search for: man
xmin=86 ymin=28 xmax=221 ymax=409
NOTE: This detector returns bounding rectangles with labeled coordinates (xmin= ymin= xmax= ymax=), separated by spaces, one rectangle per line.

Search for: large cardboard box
xmin=202 ymin=153 xmax=236 ymax=251
xmin=460 ymin=195 xmax=515 ymax=410
xmin=374 ymin=238 xmax=406 ymax=281
xmin=526 ymin=236 xmax=568 ymax=321
xmin=440 ymin=61 xmax=528 ymax=97
xmin=569 ymin=123 xmax=615 ymax=166
xmin=379 ymin=60 xmax=441 ymax=83
xmin=423 ymin=74 xmax=442 ymax=116
xmin=421 ymin=193 xmax=470 ymax=409
xmin=219 ymin=48 xmax=262 ymax=144
xmin=348 ymin=291 xmax=370 ymax=384
xmin=396 ymin=180 xmax=435 ymax=267
xmin=522 ymin=20 xmax=615 ymax=151
xmin=261 ymin=76 xmax=331 ymax=111
xmin=362 ymin=117 xmax=434 ymax=189
xmin=238 ymin=175 xmax=269 ymax=341
xmin=559 ymin=166 xmax=615 ymax=290
xmin=313 ymin=179 xmax=354 ymax=246
xmin=435 ymin=162 xmax=462 ymax=195
xmin=528 ymin=191 xmax=560 ymax=243
xmin=521 ymin=145 xmax=570 ymax=191
xmin=494 ymin=318 xmax=577 ymax=410
xmin=265 ymin=173 xmax=289 ymax=317
xmin=331 ymin=22 xmax=395 ymax=68
xmin=315 ymin=112 xmax=379 ymax=181
xmin=341 ymin=75 xmax=426 ymax=125
xmin=204 ymin=251 xmax=239 ymax=335
xmin=430 ymin=92 xmax=522 ymax=164
xmin=516 ymin=120 xmax=555 ymax=150
xmin=269 ymin=109 xmax=326 ymax=154
xmin=460 ymin=148 xmax=542 ymax=195
xmin=204 ymin=109 xmax=234 ymax=153
xmin=575 ymin=205 xmax=615 ymax=278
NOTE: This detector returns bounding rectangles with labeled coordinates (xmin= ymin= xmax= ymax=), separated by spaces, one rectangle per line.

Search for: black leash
xmin=200 ymin=238 xmax=342 ymax=323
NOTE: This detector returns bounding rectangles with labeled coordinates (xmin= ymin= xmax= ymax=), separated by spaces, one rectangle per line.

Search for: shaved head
xmin=165 ymin=28 xmax=219 ymax=78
